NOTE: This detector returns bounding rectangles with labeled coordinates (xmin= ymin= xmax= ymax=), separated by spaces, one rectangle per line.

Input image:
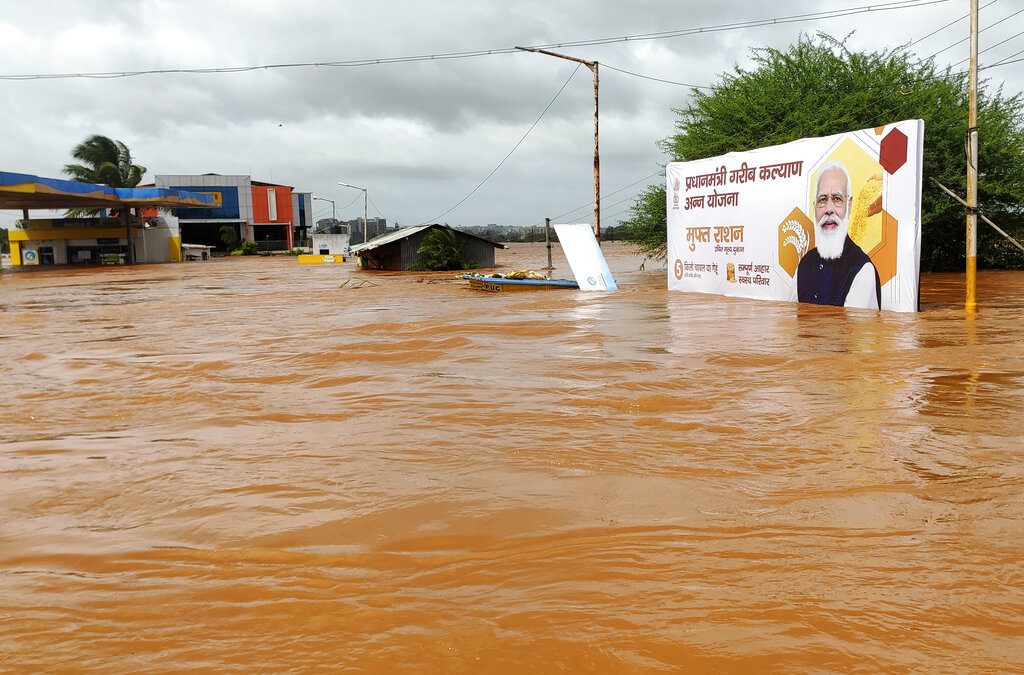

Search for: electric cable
xmin=918 ymin=4 xmax=1023 ymax=61
xmin=986 ymin=48 xmax=1024 ymax=67
xmin=600 ymin=64 xmax=716 ymax=90
xmin=0 ymin=0 xmax=951 ymax=81
xmin=415 ymin=63 xmax=582 ymax=225
xmin=901 ymin=0 xmax=997 ymax=51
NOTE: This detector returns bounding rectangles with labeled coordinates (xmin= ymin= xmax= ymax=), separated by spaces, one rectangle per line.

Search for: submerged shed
xmin=348 ymin=224 xmax=505 ymax=271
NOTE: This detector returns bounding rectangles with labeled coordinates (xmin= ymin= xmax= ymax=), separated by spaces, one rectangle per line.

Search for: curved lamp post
xmin=312 ymin=195 xmax=336 ymax=224
xmin=337 ymin=181 xmax=368 ymax=244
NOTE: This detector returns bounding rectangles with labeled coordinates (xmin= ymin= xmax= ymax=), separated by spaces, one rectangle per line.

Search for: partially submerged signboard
xmin=666 ymin=120 xmax=923 ymax=312
xmin=553 ymin=223 xmax=618 ymax=292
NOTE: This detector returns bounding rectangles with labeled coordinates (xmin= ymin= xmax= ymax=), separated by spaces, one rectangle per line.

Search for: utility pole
xmin=966 ymin=0 xmax=979 ymax=312
xmin=517 ymin=46 xmax=601 ymax=242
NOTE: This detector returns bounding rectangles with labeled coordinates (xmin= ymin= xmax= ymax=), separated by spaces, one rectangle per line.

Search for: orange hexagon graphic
xmin=778 ymin=207 xmax=814 ymax=278
xmin=867 ymin=209 xmax=899 ymax=286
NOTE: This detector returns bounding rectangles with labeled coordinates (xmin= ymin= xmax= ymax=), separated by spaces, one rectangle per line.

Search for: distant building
xmin=348 ymin=224 xmax=505 ymax=271
xmin=153 ymin=174 xmax=312 ymax=252
xmin=315 ymin=218 xmax=347 ymax=234
xmin=341 ymin=217 xmax=390 ymax=245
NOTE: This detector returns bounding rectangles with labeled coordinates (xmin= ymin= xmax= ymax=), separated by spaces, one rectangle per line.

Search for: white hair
xmin=813 ymin=161 xmax=854 ymax=260
xmin=815 ymin=160 xmax=852 ymax=204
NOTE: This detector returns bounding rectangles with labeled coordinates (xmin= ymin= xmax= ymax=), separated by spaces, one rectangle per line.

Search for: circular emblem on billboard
xmin=673 ymin=258 xmax=683 ymax=279
xmin=24 ymin=250 xmax=37 ymax=262
xmin=322 ymin=255 xmax=335 ymax=263
xmin=587 ymin=276 xmax=597 ymax=286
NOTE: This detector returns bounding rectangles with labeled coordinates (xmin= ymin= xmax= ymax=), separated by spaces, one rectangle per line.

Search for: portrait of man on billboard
xmin=796 ymin=160 xmax=882 ymax=309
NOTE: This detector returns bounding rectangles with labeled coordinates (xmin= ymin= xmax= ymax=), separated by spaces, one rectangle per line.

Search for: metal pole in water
xmin=545 ymin=217 xmax=552 ymax=270
xmin=966 ymin=0 xmax=979 ymax=312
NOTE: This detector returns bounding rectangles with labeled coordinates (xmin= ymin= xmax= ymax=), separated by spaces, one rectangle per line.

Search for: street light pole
xmin=517 ymin=46 xmax=600 ymax=242
xmin=338 ymin=181 xmax=368 ymax=244
xmin=312 ymin=195 xmax=336 ymax=224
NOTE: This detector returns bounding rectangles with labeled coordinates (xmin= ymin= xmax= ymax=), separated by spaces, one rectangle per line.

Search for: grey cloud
xmin=3 ymin=0 xmax=1022 ymax=230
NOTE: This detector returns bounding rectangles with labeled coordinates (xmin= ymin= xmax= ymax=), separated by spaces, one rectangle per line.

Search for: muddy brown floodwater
xmin=1 ymin=242 xmax=1022 ymax=672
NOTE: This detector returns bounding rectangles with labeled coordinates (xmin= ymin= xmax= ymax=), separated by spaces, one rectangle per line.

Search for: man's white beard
xmin=814 ymin=213 xmax=849 ymax=260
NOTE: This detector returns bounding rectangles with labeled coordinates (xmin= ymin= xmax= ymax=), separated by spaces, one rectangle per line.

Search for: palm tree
xmin=63 ymin=135 xmax=147 ymax=263
xmin=63 ymin=135 xmax=146 ymax=188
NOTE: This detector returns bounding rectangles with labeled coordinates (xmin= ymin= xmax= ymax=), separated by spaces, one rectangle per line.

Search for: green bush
xmin=231 ymin=241 xmax=258 ymax=256
xmin=407 ymin=226 xmax=475 ymax=271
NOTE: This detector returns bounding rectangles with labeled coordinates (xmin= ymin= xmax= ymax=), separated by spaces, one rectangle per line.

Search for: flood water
xmin=1 ymin=243 xmax=1022 ymax=672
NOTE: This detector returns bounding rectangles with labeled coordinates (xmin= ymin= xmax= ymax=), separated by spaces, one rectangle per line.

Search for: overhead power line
xmin=902 ymin=0 xmax=998 ymax=52
xmin=415 ymin=63 xmax=583 ymax=225
xmin=919 ymin=4 xmax=1024 ymax=61
xmin=602 ymin=64 xmax=716 ymax=90
xmin=987 ymin=52 xmax=1024 ymax=67
xmin=0 ymin=0 xmax=951 ymax=81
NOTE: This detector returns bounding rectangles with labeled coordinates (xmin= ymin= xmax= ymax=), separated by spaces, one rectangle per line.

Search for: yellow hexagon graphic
xmin=777 ymin=207 xmax=814 ymax=278
xmin=807 ymin=138 xmax=896 ymax=284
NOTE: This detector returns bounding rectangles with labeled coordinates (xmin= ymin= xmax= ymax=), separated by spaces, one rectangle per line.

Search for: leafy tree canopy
xmin=63 ymin=135 xmax=146 ymax=188
xmin=618 ymin=33 xmax=1024 ymax=271
xmin=408 ymin=226 xmax=476 ymax=271
xmin=62 ymin=134 xmax=147 ymax=219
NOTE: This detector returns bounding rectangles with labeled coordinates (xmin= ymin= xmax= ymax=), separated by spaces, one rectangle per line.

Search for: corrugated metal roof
xmin=349 ymin=224 xmax=506 ymax=254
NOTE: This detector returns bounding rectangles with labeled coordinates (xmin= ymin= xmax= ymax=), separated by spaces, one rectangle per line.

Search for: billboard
xmin=666 ymin=120 xmax=923 ymax=312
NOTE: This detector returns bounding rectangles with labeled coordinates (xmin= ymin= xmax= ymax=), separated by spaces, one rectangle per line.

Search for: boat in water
xmin=461 ymin=272 xmax=578 ymax=293
xmin=463 ymin=224 xmax=617 ymax=294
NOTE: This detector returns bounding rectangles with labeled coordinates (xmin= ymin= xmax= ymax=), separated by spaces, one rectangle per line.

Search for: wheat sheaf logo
xmin=781 ymin=219 xmax=809 ymax=258
xmin=776 ymin=207 xmax=814 ymax=278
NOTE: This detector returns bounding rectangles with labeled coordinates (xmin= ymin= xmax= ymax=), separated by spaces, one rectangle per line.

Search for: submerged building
xmin=154 ymin=174 xmax=313 ymax=252
xmin=349 ymin=224 xmax=505 ymax=271
xmin=0 ymin=170 xmax=217 ymax=267
xmin=8 ymin=216 xmax=185 ymax=266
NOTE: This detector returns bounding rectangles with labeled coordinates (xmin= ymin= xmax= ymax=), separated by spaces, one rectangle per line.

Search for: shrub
xmin=407 ymin=226 xmax=475 ymax=271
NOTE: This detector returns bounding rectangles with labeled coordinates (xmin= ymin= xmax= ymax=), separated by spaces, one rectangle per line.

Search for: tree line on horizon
xmin=616 ymin=33 xmax=1024 ymax=271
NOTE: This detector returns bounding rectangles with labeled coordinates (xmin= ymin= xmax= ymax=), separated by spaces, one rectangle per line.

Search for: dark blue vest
xmin=797 ymin=236 xmax=881 ymax=307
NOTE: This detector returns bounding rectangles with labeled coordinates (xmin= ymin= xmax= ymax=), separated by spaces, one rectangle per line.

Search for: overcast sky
xmin=2 ymin=0 xmax=1022 ymax=231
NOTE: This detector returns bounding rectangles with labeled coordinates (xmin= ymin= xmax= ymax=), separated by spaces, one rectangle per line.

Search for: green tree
xmin=63 ymin=135 xmax=146 ymax=192
xmin=619 ymin=183 xmax=668 ymax=260
xmin=219 ymin=224 xmax=239 ymax=249
xmin=619 ymin=33 xmax=1024 ymax=270
xmin=408 ymin=226 xmax=475 ymax=271
xmin=63 ymin=134 xmax=148 ymax=264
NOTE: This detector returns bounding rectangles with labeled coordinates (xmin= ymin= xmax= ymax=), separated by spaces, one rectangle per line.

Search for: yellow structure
xmin=168 ymin=236 xmax=182 ymax=262
xmin=297 ymin=254 xmax=346 ymax=264
xmin=8 ymin=217 xmax=181 ymax=266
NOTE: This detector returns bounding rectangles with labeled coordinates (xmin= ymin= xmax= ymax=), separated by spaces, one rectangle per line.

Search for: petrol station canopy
xmin=0 ymin=171 xmax=216 ymax=211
